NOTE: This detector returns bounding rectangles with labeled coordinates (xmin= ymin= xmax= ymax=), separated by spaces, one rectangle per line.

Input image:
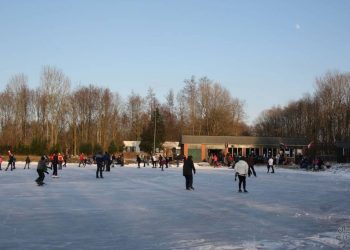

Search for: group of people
xmin=2 ymin=148 xmax=278 ymax=193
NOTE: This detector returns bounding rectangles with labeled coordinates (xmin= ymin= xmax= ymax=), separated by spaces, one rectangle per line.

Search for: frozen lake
xmin=1 ymin=162 xmax=350 ymax=249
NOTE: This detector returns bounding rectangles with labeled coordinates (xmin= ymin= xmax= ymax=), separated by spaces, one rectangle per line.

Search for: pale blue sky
xmin=1 ymin=0 xmax=350 ymax=124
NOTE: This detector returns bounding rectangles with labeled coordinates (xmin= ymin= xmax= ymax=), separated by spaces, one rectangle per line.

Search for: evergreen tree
xmin=140 ymin=108 xmax=165 ymax=153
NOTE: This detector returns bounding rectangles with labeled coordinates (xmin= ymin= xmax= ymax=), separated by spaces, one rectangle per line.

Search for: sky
xmin=1 ymin=0 xmax=350 ymax=124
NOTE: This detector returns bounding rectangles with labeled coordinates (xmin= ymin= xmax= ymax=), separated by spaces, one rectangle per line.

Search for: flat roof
xmin=181 ymin=135 xmax=308 ymax=146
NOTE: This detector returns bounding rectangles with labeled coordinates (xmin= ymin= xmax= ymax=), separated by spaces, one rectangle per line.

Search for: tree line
xmin=0 ymin=66 xmax=247 ymax=155
xmin=254 ymin=71 xmax=350 ymax=156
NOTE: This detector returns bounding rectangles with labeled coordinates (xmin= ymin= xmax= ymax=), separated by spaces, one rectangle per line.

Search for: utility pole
xmin=153 ymin=99 xmax=156 ymax=154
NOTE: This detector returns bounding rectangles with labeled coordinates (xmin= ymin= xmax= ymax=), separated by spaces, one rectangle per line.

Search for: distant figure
xmin=235 ymin=157 xmax=249 ymax=193
xmin=63 ymin=154 xmax=68 ymax=167
xmin=276 ymin=154 xmax=280 ymax=165
xmin=79 ymin=153 xmax=85 ymax=168
xmin=12 ymin=154 xmax=16 ymax=169
xmin=183 ymin=155 xmax=196 ymax=190
xmin=104 ymin=152 xmax=111 ymax=171
xmin=5 ymin=151 xmax=14 ymax=171
xmin=95 ymin=152 xmax=104 ymax=178
xmin=0 ymin=155 xmax=3 ymax=170
xmin=52 ymin=151 xmax=59 ymax=177
xmin=58 ymin=153 xmax=63 ymax=170
xmin=137 ymin=155 xmax=141 ymax=168
xmin=247 ymin=154 xmax=257 ymax=177
xmin=267 ymin=156 xmax=275 ymax=173
xmin=24 ymin=155 xmax=31 ymax=169
xmin=176 ymin=154 xmax=180 ymax=168
xmin=36 ymin=156 xmax=50 ymax=186
xmin=213 ymin=154 xmax=218 ymax=167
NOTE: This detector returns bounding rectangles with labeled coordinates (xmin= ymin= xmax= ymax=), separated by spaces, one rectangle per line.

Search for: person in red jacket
xmin=79 ymin=153 xmax=86 ymax=167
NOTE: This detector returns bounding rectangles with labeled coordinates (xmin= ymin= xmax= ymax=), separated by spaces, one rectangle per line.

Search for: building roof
xmin=181 ymin=135 xmax=308 ymax=146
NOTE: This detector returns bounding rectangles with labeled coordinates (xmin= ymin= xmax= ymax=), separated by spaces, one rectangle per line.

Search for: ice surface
xmin=1 ymin=163 xmax=349 ymax=249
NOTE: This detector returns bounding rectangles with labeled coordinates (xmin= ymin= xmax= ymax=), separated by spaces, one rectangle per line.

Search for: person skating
xmin=5 ymin=151 xmax=14 ymax=171
xmin=95 ymin=152 xmax=104 ymax=178
xmin=104 ymin=152 xmax=111 ymax=171
xmin=63 ymin=154 xmax=68 ymax=167
xmin=58 ymin=153 xmax=63 ymax=170
xmin=183 ymin=155 xmax=196 ymax=190
xmin=36 ymin=156 xmax=50 ymax=186
xmin=12 ymin=154 xmax=16 ymax=169
xmin=0 ymin=155 xmax=3 ymax=170
xmin=247 ymin=154 xmax=257 ymax=177
xmin=24 ymin=155 xmax=31 ymax=169
xmin=79 ymin=153 xmax=85 ymax=168
xmin=52 ymin=151 xmax=59 ymax=177
xmin=267 ymin=156 xmax=274 ymax=173
xmin=235 ymin=157 xmax=249 ymax=193
xmin=137 ymin=155 xmax=141 ymax=168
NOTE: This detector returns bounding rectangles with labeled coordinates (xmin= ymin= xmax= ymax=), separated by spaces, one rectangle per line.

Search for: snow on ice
xmin=0 ymin=162 xmax=349 ymax=249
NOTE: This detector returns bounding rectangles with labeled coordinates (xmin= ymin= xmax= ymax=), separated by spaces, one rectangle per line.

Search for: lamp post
xmin=153 ymin=99 xmax=156 ymax=154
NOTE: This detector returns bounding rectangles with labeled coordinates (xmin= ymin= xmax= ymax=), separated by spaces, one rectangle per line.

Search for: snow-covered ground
xmin=1 ymin=162 xmax=350 ymax=250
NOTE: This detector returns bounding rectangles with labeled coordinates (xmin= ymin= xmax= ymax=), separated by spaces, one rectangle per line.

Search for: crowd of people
xmin=1 ymin=148 xmax=331 ymax=194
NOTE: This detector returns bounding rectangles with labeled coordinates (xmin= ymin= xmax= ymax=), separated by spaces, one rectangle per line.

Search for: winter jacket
xmin=235 ymin=160 xmax=249 ymax=176
xmin=183 ymin=157 xmax=196 ymax=176
xmin=95 ymin=153 xmax=104 ymax=167
xmin=247 ymin=156 xmax=255 ymax=167
xmin=268 ymin=158 xmax=274 ymax=166
xmin=37 ymin=159 xmax=48 ymax=172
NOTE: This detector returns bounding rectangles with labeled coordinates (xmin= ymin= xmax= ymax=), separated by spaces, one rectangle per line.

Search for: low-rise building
xmin=181 ymin=135 xmax=308 ymax=162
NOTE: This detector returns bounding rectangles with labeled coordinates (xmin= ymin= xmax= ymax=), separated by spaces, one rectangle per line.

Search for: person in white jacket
xmin=267 ymin=156 xmax=275 ymax=173
xmin=235 ymin=157 xmax=249 ymax=193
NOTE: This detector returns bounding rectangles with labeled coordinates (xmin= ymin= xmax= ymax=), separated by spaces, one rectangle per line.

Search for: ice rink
xmin=1 ymin=162 xmax=349 ymax=249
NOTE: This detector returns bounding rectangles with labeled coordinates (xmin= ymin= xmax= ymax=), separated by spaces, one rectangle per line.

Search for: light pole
xmin=153 ymin=99 xmax=156 ymax=154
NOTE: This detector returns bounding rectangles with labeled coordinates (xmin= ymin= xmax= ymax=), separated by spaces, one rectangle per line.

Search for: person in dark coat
xmin=183 ymin=155 xmax=196 ymax=190
xmin=247 ymin=154 xmax=257 ymax=177
xmin=104 ymin=152 xmax=111 ymax=172
xmin=136 ymin=155 xmax=141 ymax=168
xmin=52 ymin=151 xmax=59 ymax=177
xmin=24 ymin=155 xmax=31 ymax=169
xmin=63 ymin=154 xmax=68 ymax=167
xmin=5 ymin=151 xmax=14 ymax=171
xmin=36 ymin=156 xmax=50 ymax=186
xmin=95 ymin=152 xmax=104 ymax=178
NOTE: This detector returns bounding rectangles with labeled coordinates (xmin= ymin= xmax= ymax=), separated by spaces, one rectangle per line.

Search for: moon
xmin=295 ymin=24 xmax=301 ymax=30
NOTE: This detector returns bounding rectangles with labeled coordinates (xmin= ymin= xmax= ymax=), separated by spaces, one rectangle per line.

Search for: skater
xmin=5 ymin=151 xmax=14 ymax=171
xmin=165 ymin=156 xmax=169 ymax=168
xmin=63 ymin=154 xmax=68 ymax=167
xmin=52 ymin=151 xmax=59 ymax=177
xmin=183 ymin=155 xmax=196 ymax=190
xmin=151 ymin=155 xmax=156 ymax=168
xmin=159 ymin=155 xmax=164 ymax=171
xmin=79 ymin=153 xmax=85 ymax=167
xmin=36 ymin=156 xmax=50 ymax=186
xmin=235 ymin=157 xmax=249 ymax=193
xmin=24 ymin=155 xmax=31 ymax=169
xmin=176 ymin=154 xmax=180 ymax=168
xmin=267 ymin=155 xmax=274 ymax=173
xmin=247 ymin=154 xmax=257 ymax=177
xmin=0 ymin=155 xmax=2 ymax=170
xmin=104 ymin=152 xmax=111 ymax=171
xmin=137 ymin=155 xmax=141 ymax=168
xmin=213 ymin=154 xmax=218 ymax=167
xmin=95 ymin=152 xmax=104 ymax=178
xmin=58 ymin=153 xmax=63 ymax=170
xmin=12 ymin=154 xmax=16 ymax=169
